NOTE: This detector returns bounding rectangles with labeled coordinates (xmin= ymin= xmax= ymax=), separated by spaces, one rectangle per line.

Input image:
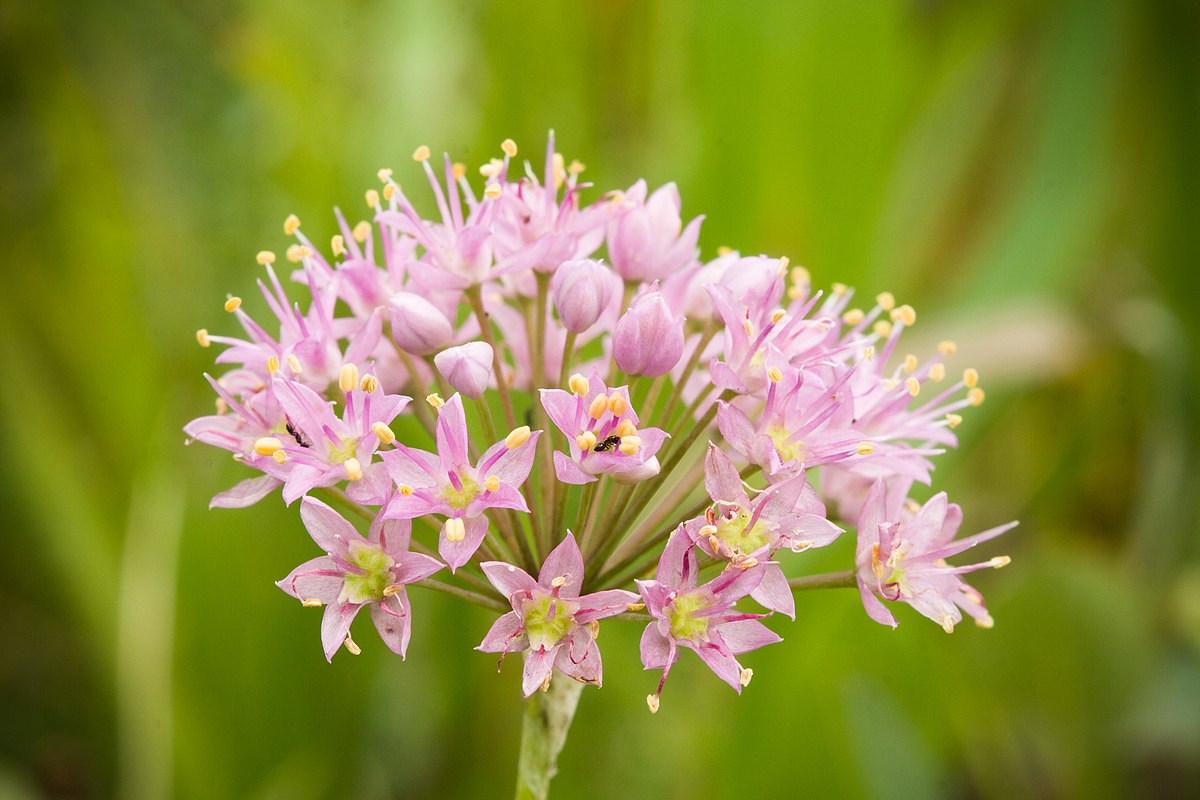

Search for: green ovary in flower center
xmin=714 ymin=507 xmax=771 ymax=553
xmin=667 ymin=590 xmax=711 ymax=641
xmin=340 ymin=540 xmax=396 ymax=604
xmin=328 ymin=437 xmax=358 ymax=464
xmin=440 ymin=473 xmax=481 ymax=509
xmin=765 ymin=424 xmax=804 ymax=464
xmin=522 ymin=594 xmax=579 ymax=651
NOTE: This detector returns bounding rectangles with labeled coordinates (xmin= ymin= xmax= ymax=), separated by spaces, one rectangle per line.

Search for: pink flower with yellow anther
xmin=539 ymin=369 xmax=668 ymax=485
xmin=277 ymin=497 xmax=443 ymax=661
xmin=380 ymin=394 xmax=540 ymax=571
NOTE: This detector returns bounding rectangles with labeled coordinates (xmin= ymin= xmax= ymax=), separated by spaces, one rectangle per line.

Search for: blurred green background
xmin=3 ymin=0 xmax=1199 ymax=797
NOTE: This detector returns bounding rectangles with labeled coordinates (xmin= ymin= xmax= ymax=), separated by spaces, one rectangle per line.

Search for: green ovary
xmin=522 ymin=594 xmax=579 ymax=651
xmin=327 ymin=437 xmax=357 ymax=464
xmin=440 ymin=473 xmax=481 ymax=510
xmin=667 ymin=591 xmax=711 ymax=641
xmin=714 ymin=508 xmax=771 ymax=553
xmin=340 ymin=540 xmax=396 ymax=604
xmin=765 ymin=424 xmax=804 ymax=464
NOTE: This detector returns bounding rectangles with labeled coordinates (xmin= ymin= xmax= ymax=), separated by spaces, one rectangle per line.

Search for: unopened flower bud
xmin=389 ymin=292 xmax=454 ymax=355
xmin=551 ymin=259 xmax=619 ymax=333
xmin=612 ymin=289 xmax=685 ymax=377
xmin=433 ymin=342 xmax=494 ymax=399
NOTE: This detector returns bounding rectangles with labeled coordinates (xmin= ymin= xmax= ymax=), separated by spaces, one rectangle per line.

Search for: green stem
xmin=788 ymin=570 xmax=856 ymax=591
xmin=416 ymin=577 xmax=505 ymax=610
xmin=465 ymin=285 xmax=518 ymax=428
xmin=514 ymin=675 xmax=584 ymax=800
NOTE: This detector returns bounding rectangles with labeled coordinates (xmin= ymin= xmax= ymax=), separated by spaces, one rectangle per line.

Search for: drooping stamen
xmin=344 ymin=458 xmax=363 ymax=482
xmin=445 ymin=517 xmax=466 ymax=543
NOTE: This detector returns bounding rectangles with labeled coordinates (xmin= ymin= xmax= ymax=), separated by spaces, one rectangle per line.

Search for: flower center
xmin=327 ymin=437 xmax=358 ymax=464
xmin=440 ymin=472 xmax=481 ymax=509
xmin=714 ymin=507 xmax=771 ymax=554
xmin=340 ymin=540 xmax=395 ymax=604
xmin=521 ymin=593 xmax=579 ymax=651
xmin=765 ymin=424 xmax=804 ymax=464
xmin=666 ymin=589 xmax=711 ymax=641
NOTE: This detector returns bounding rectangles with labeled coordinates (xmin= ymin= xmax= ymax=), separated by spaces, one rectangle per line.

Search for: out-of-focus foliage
xmin=2 ymin=0 xmax=1198 ymax=797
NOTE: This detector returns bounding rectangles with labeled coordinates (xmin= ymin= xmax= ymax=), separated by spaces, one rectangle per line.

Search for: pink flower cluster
xmin=188 ymin=134 xmax=1016 ymax=710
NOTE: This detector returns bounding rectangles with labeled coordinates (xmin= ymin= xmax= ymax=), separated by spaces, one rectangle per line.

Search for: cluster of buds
xmin=187 ymin=133 xmax=1016 ymax=711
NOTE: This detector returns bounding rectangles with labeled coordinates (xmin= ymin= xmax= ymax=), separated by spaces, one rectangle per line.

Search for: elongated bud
xmin=612 ymin=289 xmax=685 ymax=377
xmin=389 ymin=292 xmax=454 ymax=355
xmin=433 ymin=341 xmax=494 ymax=399
xmin=551 ymin=259 xmax=620 ymax=333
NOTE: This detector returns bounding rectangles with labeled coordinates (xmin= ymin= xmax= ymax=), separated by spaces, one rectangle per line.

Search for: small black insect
xmin=593 ymin=435 xmax=622 ymax=452
xmin=286 ymin=420 xmax=313 ymax=448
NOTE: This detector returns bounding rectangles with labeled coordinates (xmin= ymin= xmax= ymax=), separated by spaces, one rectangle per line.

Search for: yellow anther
xmin=588 ymin=394 xmax=608 ymax=420
xmin=412 ymin=145 xmax=431 ymax=162
xmin=742 ymin=318 xmax=754 ymax=336
xmin=716 ymin=245 xmax=733 ymax=256
xmin=778 ymin=256 xmax=790 ymax=271
xmin=479 ymin=160 xmax=502 ymax=178
xmin=383 ymin=183 xmax=396 ymax=201
xmin=196 ymin=329 xmax=211 ymax=347
xmin=737 ymin=557 xmax=759 ymax=570
xmin=903 ymin=354 xmax=918 ymax=373
xmin=568 ymin=159 xmax=586 ymax=175
xmin=619 ymin=435 xmax=642 ymax=454
xmin=938 ymin=340 xmax=958 ymax=356
xmin=842 ymin=309 xmax=865 ymax=325
xmin=646 ymin=694 xmax=660 ymax=714
xmin=963 ymin=368 xmax=979 ymax=388
xmin=272 ymin=449 xmax=288 ymax=465
xmin=790 ymin=266 xmax=810 ymax=286
xmin=787 ymin=286 xmax=803 ymax=300
xmin=344 ymin=635 xmax=362 ymax=655
xmin=857 ymin=441 xmax=875 ymax=456
xmin=891 ymin=305 xmax=917 ymax=326
xmin=861 ymin=346 xmax=875 ymax=361
xmin=377 ymin=167 xmax=393 ymax=183
xmin=767 ymin=366 xmax=784 ymax=383
xmin=214 ymin=397 xmax=228 ymax=415
xmin=286 ymin=245 xmax=304 ymax=263
xmin=360 ymin=374 xmax=379 ymax=393
xmin=485 ymin=475 xmax=500 ymax=492
xmin=946 ymin=413 xmax=963 ymax=429
xmin=550 ymin=575 xmax=567 ymax=589
xmin=330 ymin=234 xmax=346 ymax=258
xmin=875 ymin=291 xmax=896 ymax=311
xmin=881 ymin=378 xmax=898 ymax=390
xmin=266 ymin=355 xmax=280 ymax=374
xmin=500 ymin=138 xmax=517 ymax=157
xmin=301 ymin=598 xmax=323 ymax=607
xmin=451 ymin=162 xmax=466 ymax=180
xmin=832 ymin=282 xmax=848 ymax=296
xmin=929 ymin=363 xmax=946 ymax=382
xmin=739 ymin=668 xmax=754 ymax=687
xmin=286 ymin=354 xmax=303 ymax=375
xmin=483 ymin=183 xmax=502 ymax=199
xmin=699 ymin=524 xmax=718 ymax=538
xmin=905 ymin=376 xmax=921 ymax=397
xmin=552 ymin=152 xmax=566 ymax=188
xmin=398 ymin=484 xmax=414 ymax=496
xmin=940 ymin=616 xmax=956 ymax=634
xmin=426 ymin=393 xmax=445 ymax=409
xmin=568 ymin=373 xmax=590 ymax=396
xmin=607 ymin=393 xmax=628 ymax=416
xmin=873 ymin=320 xmax=893 ymax=338
xmin=254 ymin=437 xmax=283 ymax=456
xmin=708 ymin=534 xmax=722 ymax=553
xmin=365 ymin=188 xmax=380 ymax=208
xmin=352 ymin=221 xmax=371 ymax=243
xmin=505 ymin=425 xmax=532 ymax=449
xmin=968 ymin=388 xmax=985 ymax=406
xmin=770 ymin=308 xmax=786 ymax=324
xmin=615 ymin=420 xmax=637 ymax=438
xmin=444 ymin=517 xmax=466 ymax=543
xmin=255 ymin=250 xmax=276 ymax=265
xmin=339 ymin=363 xmax=360 ymax=393
xmin=382 ymin=585 xmax=402 ymax=597
xmin=371 ymin=421 xmax=396 ymax=445
xmin=344 ymin=458 xmax=363 ymax=481
xmin=224 ymin=296 xmax=242 ymax=313
xmin=626 ymin=601 xmax=645 ymax=612
xmin=576 ymin=431 xmax=597 ymax=450
xmin=284 ymin=214 xmax=301 ymax=235
xmin=990 ymin=555 xmax=1011 ymax=569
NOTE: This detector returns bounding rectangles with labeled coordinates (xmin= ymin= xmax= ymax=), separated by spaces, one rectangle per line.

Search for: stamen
xmin=646 ymin=694 xmax=660 ymax=714
xmin=968 ymin=388 xmax=985 ymax=406
xmin=857 ymin=442 xmax=875 ymax=456
xmin=485 ymin=475 xmax=500 ymax=492
xmin=576 ymin=431 xmax=597 ymax=450
xmin=272 ymin=449 xmax=287 ymax=465
xmin=398 ymin=484 xmax=414 ymax=496
xmin=505 ymin=426 xmax=532 ymax=449
xmin=963 ymin=368 xmax=979 ymax=388
xmin=790 ymin=266 xmax=810 ymax=286
xmin=568 ymin=159 xmax=585 ymax=175
xmin=344 ymin=635 xmax=362 ymax=655
xmin=339 ymin=363 xmax=360 ymax=393
xmin=382 ymin=585 xmax=402 ymax=597
xmin=945 ymin=413 xmax=963 ymax=429
xmin=588 ymin=394 xmax=608 ymax=420
xmin=770 ymin=309 xmax=786 ymax=324
xmin=939 ymin=616 xmax=955 ymax=634
xmin=451 ymin=162 xmax=466 ymax=180
xmin=501 ymin=138 xmax=518 ymax=157
xmin=708 ymin=534 xmax=721 ymax=553
xmin=353 ymin=221 xmax=371 ymax=243
xmin=739 ymin=668 xmax=754 ymax=687
xmin=365 ymin=189 xmax=380 ymax=207
xmin=255 ymin=250 xmax=276 ymax=265
xmin=842 ymin=309 xmax=865 ymax=325
xmin=607 ymin=394 xmax=628 ymax=416
xmin=614 ymin=420 xmax=637 ymax=438
xmin=550 ymin=575 xmax=567 ymax=589
xmin=377 ymin=168 xmax=393 ymax=183
xmin=483 ymin=183 xmax=502 ymax=199
xmin=767 ymin=366 xmax=784 ymax=383
xmin=479 ymin=160 xmax=501 ymax=178
xmin=929 ymin=363 xmax=946 ymax=382
xmin=861 ymin=346 xmax=875 ymax=361
xmin=427 ymin=393 xmax=445 ymax=409
xmin=737 ymin=557 xmax=759 ymax=570
xmin=445 ymin=517 xmax=466 ymax=543
xmin=301 ymin=598 xmax=323 ymax=607
xmin=618 ymin=435 xmax=641 ymax=455
xmin=383 ymin=184 xmax=396 ymax=201
xmin=698 ymin=524 xmax=718 ymax=537
xmin=196 ymin=329 xmax=211 ymax=347
xmin=286 ymin=245 xmax=303 ymax=263
xmin=214 ymin=398 xmax=227 ymax=415
xmin=975 ymin=615 xmax=995 ymax=629
xmin=938 ymin=340 xmax=957 ymax=356
xmin=873 ymin=320 xmax=892 ymax=338
xmin=742 ymin=317 xmax=754 ymax=336
xmin=568 ymin=373 xmax=590 ymax=396
xmin=360 ymin=374 xmax=379 ymax=393
xmin=254 ymin=437 xmax=283 ymax=456
xmin=626 ymin=602 xmax=645 ymax=611
xmin=891 ymin=305 xmax=916 ymax=326
xmin=905 ymin=377 xmax=921 ymax=397
xmin=412 ymin=145 xmax=431 ymax=162
xmin=285 ymin=354 xmax=302 ymax=375
xmin=372 ymin=421 xmax=396 ymax=444
xmin=832 ymin=283 xmax=848 ymax=296
xmin=224 ymin=296 xmax=241 ymax=313
xmin=903 ymin=354 xmax=917 ymax=373
xmin=266 ymin=355 xmax=280 ymax=374
xmin=344 ymin=458 xmax=363 ymax=481
xmin=990 ymin=556 xmax=1011 ymax=568
xmin=284 ymin=214 xmax=301 ymax=236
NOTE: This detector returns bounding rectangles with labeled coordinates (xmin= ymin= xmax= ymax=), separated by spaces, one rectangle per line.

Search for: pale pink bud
xmin=434 ymin=341 xmax=494 ymax=399
xmin=551 ymin=258 xmax=619 ymax=333
xmin=612 ymin=289 xmax=685 ymax=377
xmin=607 ymin=182 xmax=702 ymax=283
xmin=389 ymin=292 xmax=453 ymax=355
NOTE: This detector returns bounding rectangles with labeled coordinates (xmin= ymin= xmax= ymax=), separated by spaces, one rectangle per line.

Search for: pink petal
xmin=477 ymin=611 xmax=528 ymax=653
xmin=481 ymin=561 xmax=539 ymax=600
xmin=209 ymin=475 xmax=280 ymax=509
xmin=638 ymin=624 xmax=672 ymax=670
xmin=321 ymin=602 xmax=362 ymax=662
xmin=370 ymin=514 xmax=412 ymax=553
xmin=438 ymin=514 xmax=488 ymax=572
xmin=478 ymin=431 xmax=541 ymax=485
xmin=750 ymin=564 xmax=795 ymax=619
xmin=553 ymin=451 xmax=597 ymax=485
xmin=575 ymin=589 xmax=640 ymax=623
xmin=691 ymin=640 xmax=744 ymax=691
xmin=391 ymin=551 xmax=444 ymax=584
xmin=539 ymin=389 xmax=581 ymax=437
xmin=704 ymin=444 xmax=746 ymax=504
xmin=537 ymin=533 xmax=585 ymax=596
xmin=522 ymin=647 xmax=557 ymax=697
xmin=476 ymin=483 xmax=529 ymax=513
xmin=858 ymin=578 xmax=898 ymax=628
xmin=717 ymin=618 xmax=783 ymax=653
xmin=299 ymin=496 xmax=359 ymax=557
xmin=555 ymin=630 xmax=602 ymax=686
xmin=656 ymin=528 xmax=697 ymax=587
xmin=370 ymin=592 xmax=412 ymax=657
xmin=276 ymin=556 xmax=342 ymax=603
